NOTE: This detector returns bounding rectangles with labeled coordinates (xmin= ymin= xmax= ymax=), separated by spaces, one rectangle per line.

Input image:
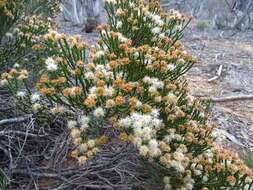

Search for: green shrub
xmin=25 ymin=0 xmax=65 ymax=16
xmin=242 ymin=149 xmax=253 ymax=168
xmin=0 ymin=0 xmax=63 ymax=73
xmin=0 ymin=168 xmax=10 ymax=190
xmin=196 ymin=21 xmax=209 ymax=31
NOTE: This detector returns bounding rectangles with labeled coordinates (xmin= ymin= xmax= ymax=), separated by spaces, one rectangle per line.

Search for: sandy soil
xmin=183 ymin=28 xmax=253 ymax=154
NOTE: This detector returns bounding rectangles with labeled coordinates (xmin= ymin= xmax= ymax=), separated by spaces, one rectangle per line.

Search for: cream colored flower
xmin=33 ymin=103 xmax=41 ymax=111
xmin=93 ymin=107 xmax=105 ymax=117
xmin=45 ymin=57 xmax=58 ymax=71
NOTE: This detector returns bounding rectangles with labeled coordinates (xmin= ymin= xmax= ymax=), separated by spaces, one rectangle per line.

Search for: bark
xmin=83 ymin=0 xmax=102 ymax=33
xmin=61 ymin=0 xmax=103 ymax=31
xmin=233 ymin=0 xmax=250 ymax=11
xmin=160 ymin=0 xmax=253 ymax=30
xmin=0 ymin=114 xmax=32 ymax=125
xmin=195 ymin=95 xmax=253 ymax=103
xmin=233 ymin=0 xmax=253 ymax=30
xmin=61 ymin=0 xmax=85 ymax=25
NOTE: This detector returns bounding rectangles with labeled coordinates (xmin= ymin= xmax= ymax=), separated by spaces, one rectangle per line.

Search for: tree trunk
xmin=83 ymin=0 xmax=102 ymax=33
xmin=61 ymin=0 xmax=85 ymax=25
xmin=233 ymin=0 xmax=253 ymax=30
xmin=61 ymin=0 xmax=102 ymax=32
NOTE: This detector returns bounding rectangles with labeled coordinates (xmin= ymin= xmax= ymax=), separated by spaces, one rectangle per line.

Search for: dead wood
xmin=0 ymin=114 xmax=32 ymax=125
xmin=195 ymin=94 xmax=253 ymax=102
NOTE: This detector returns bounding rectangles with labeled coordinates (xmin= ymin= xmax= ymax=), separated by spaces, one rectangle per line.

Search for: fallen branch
xmin=208 ymin=76 xmax=219 ymax=82
xmin=217 ymin=65 xmax=223 ymax=76
xmin=197 ymin=95 xmax=253 ymax=102
xmin=0 ymin=130 xmax=40 ymax=137
xmin=161 ymin=3 xmax=170 ymax=8
xmin=208 ymin=65 xmax=223 ymax=82
xmin=0 ymin=114 xmax=32 ymax=125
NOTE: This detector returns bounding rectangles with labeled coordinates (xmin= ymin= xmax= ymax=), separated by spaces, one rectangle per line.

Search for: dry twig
xmin=0 ymin=116 xmax=152 ymax=190
xmin=208 ymin=65 xmax=223 ymax=82
xmin=0 ymin=114 xmax=32 ymax=125
xmin=196 ymin=94 xmax=253 ymax=102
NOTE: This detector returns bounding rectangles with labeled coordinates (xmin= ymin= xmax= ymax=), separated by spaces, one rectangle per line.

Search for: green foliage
xmin=216 ymin=19 xmax=227 ymax=29
xmin=0 ymin=0 xmax=26 ymax=40
xmin=25 ymin=0 xmax=65 ymax=16
xmin=104 ymin=1 xmax=195 ymax=81
xmin=0 ymin=169 xmax=10 ymax=190
xmin=0 ymin=0 xmax=62 ymax=73
xmin=242 ymin=149 xmax=253 ymax=168
xmin=196 ymin=21 xmax=209 ymax=31
xmin=0 ymin=15 xmax=55 ymax=73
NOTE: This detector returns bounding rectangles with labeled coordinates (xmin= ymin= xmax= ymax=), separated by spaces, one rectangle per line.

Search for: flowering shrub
xmin=0 ymin=0 xmax=26 ymax=41
xmin=0 ymin=0 xmax=63 ymax=72
xmin=1 ymin=0 xmax=253 ymax=189
xmin=25 ymin=0 xmax=65 ymax=16
xmin=0 ymin=16 xmax=55 ymax=73
xmin=103 ymin=0 xmax=195 ymax=81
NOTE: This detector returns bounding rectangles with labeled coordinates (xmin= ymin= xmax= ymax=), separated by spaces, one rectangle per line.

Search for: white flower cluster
xmin=144 ymin=12 xmax=166 ymax=37
xmin=68 ymin=115 xmax=91 ymax=132
xmin=96 ymin=65 xmax=114 ymax=79
xmin=50 ymin=106 xmax=66 ymax=114
xmin=95 ymin=50 xmax=105 ymax=58
xmin=84 ymin=65 xmax=115 ymax=99
xmin=5 ymin=32 xmax=13 ymax=39
xmin=117 ymin=32 xmax=128 ymax=43
xmin=185 ymin=95 xmax=195 ymax=106
xmin=162 ymin=148 xmax=193 ymax=190
xmin=129 ymin=2 xmax=135 ymax=8
xmin=89 ymin=86 xmax=114 ymax=98
xmin=143 ymin=76 xmax=164 ymax=89
xmin=68 ymin=120 xmax=77 ymax=129
xmin=116 ymin=21 xmax=123 ymax=29
xmin=151 ymin=27 xmax=162 ymax=35
xmin=144 ymin=58 xmax=152 ymax=65
xmin=210 ymin=129 xmax=226 ymax=142
xmin=163 ymin=128 xmax=184 ymax=143
xmin=17 ymin=91 xmax=26 ymax=97
xmin=171 ymin=150 xmax=189 ymax=172
xmin=85 ymin=62 xmax=113 ymax=80
xmin=45 ymin=57 xmax=58 ymax=71
xmin=146 ymin=13 xmax=164 ymax=26
xmin=79 ymin=115 xmax=90 ymax=131
xmin=167 ymin=64 xmax=176 ymax=71
xmin=119 ymin=111 xmax=162 ymax=157
xmin=84 ymin=72 xmax=95 ymax=80
xmin=164 ymin=174 xmax=194 ymax=190
xmin=93 ymin=107 xmax=105 ymax=118
xmin=168 ymin=9 xmax=183 ymax=20
xmin=31 ymin=93 xmax=40 ymax=102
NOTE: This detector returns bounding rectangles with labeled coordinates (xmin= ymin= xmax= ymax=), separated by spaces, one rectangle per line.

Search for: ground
xmin=183 ymin=28 xmax=253 ymax=156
